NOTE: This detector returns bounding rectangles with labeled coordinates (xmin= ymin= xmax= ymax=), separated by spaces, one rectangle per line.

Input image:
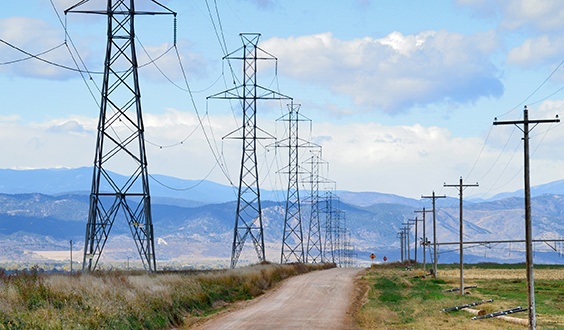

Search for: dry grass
xmin=0 ymin=262 xmax=334 ymax=329
xmin=356 ymin=264 xmax=564 ymax=330
xmin=440 ymin=267 xmax=564 ymax=281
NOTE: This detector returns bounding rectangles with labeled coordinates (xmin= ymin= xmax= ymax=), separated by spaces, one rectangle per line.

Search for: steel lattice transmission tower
xmin=208 ymin=33 xmax=291 ymax=268
xmin=304 ymin=149 xmax=327 ymax=263
xmin=65 ymin=0 xmax=175 ymax=273
xmin=274 ymin=103 xmax=319 ymax=264
xmin=323 ymin=190 xmax=338 ymax=263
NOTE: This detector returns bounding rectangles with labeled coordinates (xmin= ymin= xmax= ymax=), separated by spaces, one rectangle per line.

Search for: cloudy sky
xmin=1 ymin=0 xmax=564 ymax=200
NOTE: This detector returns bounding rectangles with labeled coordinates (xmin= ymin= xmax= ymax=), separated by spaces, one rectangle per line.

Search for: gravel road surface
xmin=191 ymin=267 xmax=363 ymax=330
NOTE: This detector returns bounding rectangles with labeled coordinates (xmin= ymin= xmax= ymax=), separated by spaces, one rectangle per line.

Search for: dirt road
xmin=190 ymin=267 xmax=363 ymax=330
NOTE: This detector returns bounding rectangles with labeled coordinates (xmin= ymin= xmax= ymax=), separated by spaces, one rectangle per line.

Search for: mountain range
xmin=0 ymin=167 xmax=563 ymax=267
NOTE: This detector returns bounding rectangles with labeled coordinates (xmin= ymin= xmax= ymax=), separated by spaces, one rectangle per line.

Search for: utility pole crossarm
xmin=493 ymin=118 xmax=559 ymax=125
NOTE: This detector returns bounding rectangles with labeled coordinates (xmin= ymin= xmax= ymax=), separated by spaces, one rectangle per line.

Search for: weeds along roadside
xmin=356 ymin=262 xmax=564 ymax=330
xmin=0 ymin=262 xmax=335 ymax=330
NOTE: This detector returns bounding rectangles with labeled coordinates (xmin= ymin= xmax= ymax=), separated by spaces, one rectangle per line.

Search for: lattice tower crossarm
xmin=207 ymin=33 xmax=291 ymax=268
xmin=66 ymin=0 xmax=175 ymax=274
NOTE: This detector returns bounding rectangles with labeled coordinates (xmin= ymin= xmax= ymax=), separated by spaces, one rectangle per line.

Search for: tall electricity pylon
xmin=304 ymin=149 xmax=327 ymax=263
xmin=208 ymin=33 xmax=291 ymax=268
xmin=65 ymin=0 xmax=175 ymax=273
xmin=323 ymin=190 xmax=338 ymax=263
xmin=274 ymin=103 xmax=319 ymax=263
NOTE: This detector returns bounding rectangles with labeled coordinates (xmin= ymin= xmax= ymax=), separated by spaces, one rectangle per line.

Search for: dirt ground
xmin=187 ymin=267 xmax=364 ymax=330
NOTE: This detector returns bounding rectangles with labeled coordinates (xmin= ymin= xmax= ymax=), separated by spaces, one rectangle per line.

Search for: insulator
xmin=173 ymin=17 xmax=177 ymax=46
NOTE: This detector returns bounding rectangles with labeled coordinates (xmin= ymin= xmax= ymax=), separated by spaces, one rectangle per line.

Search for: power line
xmin=174 ymin=45 xmax=236 ymax=188
xmin=466 ymin=60 xmax=564 ymax=187
xmin=496 ymin=60 xmax=564 ymax=119
xmin=0 ymin=42 xmax=66 ymax=65
xmin=0 ymin=37 xmax=176 ymax=75
xmin=465 ymin=125 xmax=492 ymax=180
xmin=148 ymin=162 xmax=218 ymax=191
xmin=0 ymin=38 xmax=102 ymax=74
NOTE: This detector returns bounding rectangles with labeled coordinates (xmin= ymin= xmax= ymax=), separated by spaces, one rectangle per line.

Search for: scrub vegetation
xmin=0 ymin=262 xmax=334 ymax=329
xmin=357 ymin=262 xmax=564 ymax=329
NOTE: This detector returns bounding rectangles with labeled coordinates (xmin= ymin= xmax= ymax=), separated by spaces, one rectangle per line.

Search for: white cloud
xmin=47 ymin=120 xmax=86 ymax=134
xmin=458 ymin=1 xmax=564 ymax=67
xmin=506 ymin=35 xmax=564 ymax=67
xmin=458 ymin=0 xmax=564 ymax=32
xmin=259 ymin=30 xmax=502 ymax=114
xmin=0 ymin=17 xmax=75 ymax=80
xmin=313 ymin=118 xmax=564 ymax=197
xmin=0 ymin=114 xmax=22 ymax=122
xmin=0 ymin=18 xmax=204 ymax=85
xmin=499 ymin=0 xmax=564 ymax=32
xmin=3 ymin=107 xmax=564 ymax=198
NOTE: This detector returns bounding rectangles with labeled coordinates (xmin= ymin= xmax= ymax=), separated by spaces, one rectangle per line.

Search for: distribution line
xmin=477 ymin=115 xmax=560 ymax=198
xmin=496 ymin=60 xmax=564 ymax=119
xmin=464 ymin=60 xmax=564 ymax=190
xmin=478 ymin=140 xmax=522 ymax=192
xmin=465 ymin=125 xmax=493 ymax=180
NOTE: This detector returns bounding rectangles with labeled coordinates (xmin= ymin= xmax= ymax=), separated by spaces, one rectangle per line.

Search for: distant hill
xmin=0 ymin=167 xmax=237 ymax=204
xmin=336 ymin=190 xmax=459 ymax=208
xmin=0 ymin=167 xmax=564 ymax=266
xmin=488 ymin=178 xmax=564 ymax=201
xmin=0 ymin=167 xmax=461 ymax=207
xmin=0 ymin=192 xmax=563 ymax=265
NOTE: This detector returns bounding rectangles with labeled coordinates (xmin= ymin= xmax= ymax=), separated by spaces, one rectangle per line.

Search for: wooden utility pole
xmin=422 ymin=191 xmax=446 ymax=277
xmin=493 ymin=105 xmax=559 ymax=330
xmin=397 ymin=231 xmax=404 ymax=262
xmin=444 ymin=177 xmax=478 ymax=295
xmin=409 ymin=217 xmax=422 ymax=266
xmin=402 ymin=222 xmax=411 ymax=262
xmin=415 ymin=208 xmax=432 ymax=271
xmin=70 ymin=240 xmax=72 ymax=274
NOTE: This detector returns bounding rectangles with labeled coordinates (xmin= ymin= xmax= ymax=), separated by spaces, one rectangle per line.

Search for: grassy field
xmin=0 ymin=262 xmax=334 ymax=330
xmin=356 ymin=263 xmax=564 ymax=329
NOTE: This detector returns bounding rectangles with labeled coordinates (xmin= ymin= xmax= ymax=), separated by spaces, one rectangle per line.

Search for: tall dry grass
xmin=0 ymin=262 xmax=334 ymax=329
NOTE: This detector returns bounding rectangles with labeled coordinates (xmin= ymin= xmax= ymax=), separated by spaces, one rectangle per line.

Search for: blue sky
xmin=1 ymin=0 xmax=564 ymax=200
